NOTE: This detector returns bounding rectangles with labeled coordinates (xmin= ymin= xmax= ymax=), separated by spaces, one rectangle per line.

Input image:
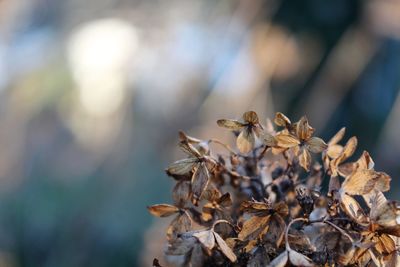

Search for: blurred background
xmin=0 ymin=0 xmax=399 ymax=266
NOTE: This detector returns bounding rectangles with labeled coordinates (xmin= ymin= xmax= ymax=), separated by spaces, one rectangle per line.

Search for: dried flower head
xmin=148 ymin=111 xmax=400 ymax=267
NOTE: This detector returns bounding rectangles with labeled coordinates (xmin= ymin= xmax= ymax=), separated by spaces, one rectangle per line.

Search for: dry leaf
xmin=275 ymin=133 xmax=300 ymax=148
xmin=342 ymin=170 xmax=391 ymax=196
xmin=274 ymin=112 xmax=291 ymax=128
xmin=216 ymin=119 xmax=244 ymax=130
xmin=296 ymin=116 xmax=314 ymax=141
xmin=167 ymin=213 xmax=192 ymax=239
xmin=238 ymin=215 xmax=271 ymax=241
xmin=191 ymin=162 xmax=210 ymax=203
xmin=193 ymin=230 xmax=215 ymax=250
xmin=179 ymin=141 xmax=202 ymax=158
xmin=305 ymin=137 xmax=328 ymax=153
xmin=147 ymin=204 xmax=179 ymax=217
xmin=172 ymin=181 xmax=191 ymax=205
xmin=237 ymin=128 xmax=255 ymax=154
xmin=214 ymin=232 xmax=237 ymax=262
xmin=243 ymin=111 xmax=259 ymax=124
xmin=167 ymin=158 xmax=198 ymax=175
xmin=299 ymin=148 xmax=311 ymax=171
xmin=340 ymin=193 xmax=369 ymax=224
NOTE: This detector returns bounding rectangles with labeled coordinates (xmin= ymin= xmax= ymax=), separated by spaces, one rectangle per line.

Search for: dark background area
xmin=0 ymin=0 xmax=399 ymax=266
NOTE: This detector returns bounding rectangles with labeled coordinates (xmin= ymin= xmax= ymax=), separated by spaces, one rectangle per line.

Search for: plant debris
xmin=148 ymin=111 xmax=400 ymax=266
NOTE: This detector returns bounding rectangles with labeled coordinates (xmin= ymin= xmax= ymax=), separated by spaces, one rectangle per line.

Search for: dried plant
xmin=148 ymin=111 xmax=400 ymax=266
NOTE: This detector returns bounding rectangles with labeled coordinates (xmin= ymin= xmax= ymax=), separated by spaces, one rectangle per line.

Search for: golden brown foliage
xmin=148 ymin=111 xmax=400 ymax=266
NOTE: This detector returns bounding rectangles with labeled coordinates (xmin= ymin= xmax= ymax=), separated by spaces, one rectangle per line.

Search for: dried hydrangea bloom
xmin=217 ymin=111 xmax=271 ymax=154
xmin=148 ymin=111 xmax=400 ymax=267
xmin=274 ymin=115 xmax=328 ymax=171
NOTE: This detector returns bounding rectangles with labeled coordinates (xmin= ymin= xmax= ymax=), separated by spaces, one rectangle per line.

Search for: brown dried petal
xmin=179 ymin=141 xmax=202 ymax=158
xmin=147 ymin=204 xmax=179 ymax=217
xmin=275 ymin=133 xmax=300 ymax=148
xmin=364 ymin=190 xmax=386 ymax=209
xmin=172 ymin=181 xmax=191 ymax=206
xmin=191 ymin=163 xmax=210 ymax=203
xmin=299 ymin=148 xmax=311 ymax=171
xmin=217 ymin=119 xmax=245 ymax=130
xmin=262 ymin=132 xmax=277 ymax=147
xmin=328 ymin=127 xmax=346 ymax=145
xmin=305 ymin=137 xmax=328 ymax=153
xmin=193 ymin=230 xmax=215 ymax=250
xmin=214 ymin=232 xmax=237 ymax=262
xmin=342 ymin=170 xmax=391 ymax=196
xmin=236 ymin=128 xmax=255 ymax=154
xmin=338 ymin=162 xmax=357 ymax=178
xmin=326 ymin=144 xmax=343 ymax=159
xmin=331 ymin=137 xmax=357 ymax=173
xmin=374 ymin=234 xmax=396 ymax=254
xmin=167 ymin=158 xmax=198 ymax=175
xmin=243 ymin=111 xmax=259 ymax=124
xmin=167 ymin=213 xmax=192 ymax=239
xmin=296 ymin=116 xmax=314 ymax=141
xmin=238 ymin=215 xmax=271 ymax=241
xmin=340 ymin=193 xmax=369 ymax=224
xmin=274 ymin=112 xmax=291 ymax=127
xmin=355 ymin=150 xmax=374 ymax=171
xmin=370 ymin=199 xmax=400 ymax=227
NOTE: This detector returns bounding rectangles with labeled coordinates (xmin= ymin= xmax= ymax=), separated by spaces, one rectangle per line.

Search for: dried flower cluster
xmin=148 ymin=111 xmax=400 ymax=267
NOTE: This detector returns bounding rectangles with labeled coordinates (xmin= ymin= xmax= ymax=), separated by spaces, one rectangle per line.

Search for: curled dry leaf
xmin=275 ymin=133 xmax=300 ymax=148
